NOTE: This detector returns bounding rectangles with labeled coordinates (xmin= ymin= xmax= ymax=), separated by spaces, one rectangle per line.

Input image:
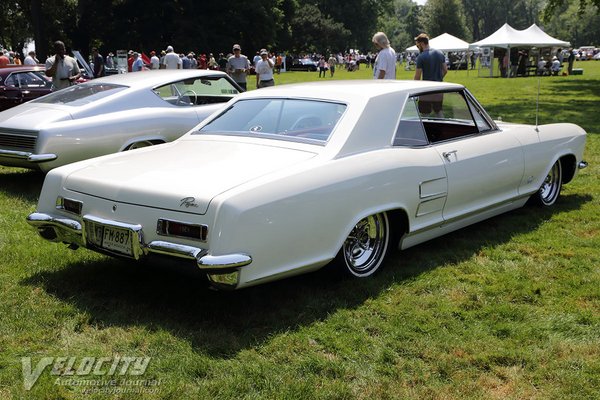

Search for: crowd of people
xmin=3 ymin=30 xmax=512 ymax=92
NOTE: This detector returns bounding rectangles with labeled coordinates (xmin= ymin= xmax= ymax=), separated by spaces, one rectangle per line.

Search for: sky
xmin=415 ymin=0 xmax=427 ymax=4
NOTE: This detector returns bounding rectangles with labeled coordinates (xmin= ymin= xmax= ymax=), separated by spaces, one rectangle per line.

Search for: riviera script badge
xmin=180 ymin=197 xmax=200 ymax=208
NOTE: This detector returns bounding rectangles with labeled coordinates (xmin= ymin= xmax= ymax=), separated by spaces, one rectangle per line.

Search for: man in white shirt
xmin=371 ymin=32 xmax=396 ymax=80
xmin=45 ymin=40 xmax=81 ymax=91
xmin=24 ymin=51 xmax=38 ymax=65
xmin=161 ymin=45 xmax=182 ymax=69
xmin=150 ymin=51 xmax=160 ymax=69
xmin=255 ymin=49 xmax=274 ymax=88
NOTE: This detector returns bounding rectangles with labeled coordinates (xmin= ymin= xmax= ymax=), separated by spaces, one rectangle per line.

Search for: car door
xmin=416 ymin=90 xmax=524 ymax=222
xmin=393 ymin=97 xmax=448 ymax=232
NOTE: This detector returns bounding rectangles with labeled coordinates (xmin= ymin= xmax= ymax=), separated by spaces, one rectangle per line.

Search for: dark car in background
xmin=288 ymin=58 xmax=319 ymax=72
xmin=0 ymin=66 xmax=53 ymax=111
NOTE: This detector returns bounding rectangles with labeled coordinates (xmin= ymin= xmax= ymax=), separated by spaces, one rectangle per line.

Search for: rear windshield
xmin=196 ymin=98 xmax=346 ymax=144
xmin=32 ymin=83 xmax=128 ymax=106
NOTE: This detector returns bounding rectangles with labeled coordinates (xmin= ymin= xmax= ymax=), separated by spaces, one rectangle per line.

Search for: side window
xmin=393 ymin=98 xmax=428 ymax=146
xmin=416 ymin=91 xmax=479 ymax=143
xmin=4 ymin=74 xmax=17 ymax=87
xmin=466 ymin=95 xmax=492 ymax=132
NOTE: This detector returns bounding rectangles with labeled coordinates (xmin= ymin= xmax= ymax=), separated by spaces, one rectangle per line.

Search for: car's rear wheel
xmin=333 ymin=212 xmax=390 ymax=277
xmin=530 ymin=160 xmax=562 ymax=206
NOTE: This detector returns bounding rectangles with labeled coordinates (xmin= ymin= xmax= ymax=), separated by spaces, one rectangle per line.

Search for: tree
xmin=543 ymin=0 xmax=600 ymax=20
xmin=290 ymin=4 xmax=351 ymax=53
xmin=420 ymin=0 xmax=467 ymax=39
xmin=378 ymin=0 xmax=423 ymax=51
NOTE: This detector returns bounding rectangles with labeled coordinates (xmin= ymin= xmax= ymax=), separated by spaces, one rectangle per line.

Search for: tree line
xmin=1 ymin=0 xmax=598 ymax=61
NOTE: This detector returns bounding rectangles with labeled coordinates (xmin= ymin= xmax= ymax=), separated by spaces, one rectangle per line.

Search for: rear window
xmin=32 ymin=83 xmax=127 ymax=106
xmin=196 ymin=98 xmax=346 ymax=144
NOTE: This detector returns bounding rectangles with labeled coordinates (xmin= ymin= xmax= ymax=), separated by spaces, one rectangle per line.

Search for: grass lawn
xmin=0 ymin=61 xmax=598 ymax=399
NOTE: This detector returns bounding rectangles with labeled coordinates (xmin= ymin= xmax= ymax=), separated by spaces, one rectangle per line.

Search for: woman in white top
xmin=372 ymin=32 xmax=396 ymax=80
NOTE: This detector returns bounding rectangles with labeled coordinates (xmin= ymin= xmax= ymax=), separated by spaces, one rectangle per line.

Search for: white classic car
xmin=0 ymin=70 xmax=241 ymax=172
xmin=27 ymin=80 xmax=588 ymax=289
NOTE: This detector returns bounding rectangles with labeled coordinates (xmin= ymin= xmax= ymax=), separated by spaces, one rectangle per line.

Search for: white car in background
xmin=0 ymin=70 xmax=242 ymax=172
xmin=27 ymin=80 xmax=587 ymax=289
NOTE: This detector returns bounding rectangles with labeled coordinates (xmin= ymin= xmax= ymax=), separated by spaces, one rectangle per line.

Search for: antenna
xmin=535 ymin=77 xmax=540 ymax=132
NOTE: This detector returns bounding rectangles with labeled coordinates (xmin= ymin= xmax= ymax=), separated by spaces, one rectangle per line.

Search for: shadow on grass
xmin=0 ymin=168 xmax=44 ymax=202
xmin=21 ymin=193 xmax=591 ymax=359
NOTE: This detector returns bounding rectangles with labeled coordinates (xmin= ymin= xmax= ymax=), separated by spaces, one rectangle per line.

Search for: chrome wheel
xmin=340 ymin=212 xmax=390 ymax=277
xmin=537 ymin=160 xmax=562 ymax=206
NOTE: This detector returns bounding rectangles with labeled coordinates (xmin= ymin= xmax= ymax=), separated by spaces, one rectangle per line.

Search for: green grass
xmin=1 ymin=61 xmax=599 ymax=399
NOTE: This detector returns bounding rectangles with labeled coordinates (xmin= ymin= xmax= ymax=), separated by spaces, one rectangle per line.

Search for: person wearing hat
xmin=131 ymin=52 xmax=144 ymax=72
xmin=255 ymin=49 xmax=275 ymax=88
xmin=226 ymin=44 xmax=250 ymax=90
xmin=106 ymin=52 xmax=115 ymax=69
xmin=127 ymin=50 xmax=135 ymax=72
xmin=551 ymin=56 xmax=561 ymax=75
xmin=149 ymin=51 xmax=160 ymax=69
xmin=161 ymin=45 xmax=182 ymax=69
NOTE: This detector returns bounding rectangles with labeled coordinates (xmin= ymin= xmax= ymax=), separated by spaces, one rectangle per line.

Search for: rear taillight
xmin=157 ymin=219 xmax=208 ymax=242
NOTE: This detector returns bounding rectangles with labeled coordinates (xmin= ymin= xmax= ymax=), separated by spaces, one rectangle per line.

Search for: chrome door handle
xmin=442 ymin=150 xmax=457 ymax=160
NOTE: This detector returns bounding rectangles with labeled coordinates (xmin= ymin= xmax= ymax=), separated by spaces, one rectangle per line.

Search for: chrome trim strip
xmin=419 ymin=191 xmax=447 ymax=200
xmin=82 ymin=214 xmax=142 ymax=231
xmin=578 ymin=161 xmax=588 ymax=169
xmin=408 ymin=193 xmax=531 ymax=237
xmin=147 ymin=241 xmax=206 ymax=259
xmin=0 ymin=149 xmax=57 ymax=162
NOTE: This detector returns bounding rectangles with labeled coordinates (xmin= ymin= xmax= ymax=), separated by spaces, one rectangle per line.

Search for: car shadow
xmin=21 ymin=193 xmax=591 ymax=359
xmin=0 ymin=167 xmax=44 ymax=202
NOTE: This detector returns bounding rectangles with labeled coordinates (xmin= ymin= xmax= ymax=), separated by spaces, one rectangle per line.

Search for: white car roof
xmin=91 ymin=69 xmax=231 ymax=89
xmin=236 ymin=80 xmax=465 ymax=102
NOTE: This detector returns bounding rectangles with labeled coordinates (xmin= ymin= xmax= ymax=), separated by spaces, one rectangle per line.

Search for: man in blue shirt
xmin=413 ymin=33 xmax=447 ymax=82
xmin=413 ymin=33 xmax=447 ymax=117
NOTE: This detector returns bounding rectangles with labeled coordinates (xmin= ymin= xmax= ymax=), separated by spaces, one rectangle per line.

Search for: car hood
xmin=0 ymin=103 xmax=72 ymax=129
xmin=64 ymin=139 xmax=317 ymax=214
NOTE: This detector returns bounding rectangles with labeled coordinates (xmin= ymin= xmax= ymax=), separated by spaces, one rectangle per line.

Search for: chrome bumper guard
xmin=578 ymin=160 xmax=588 ymax=169
xmin=0 ymin=149 xmax=57 ymax=162
xmin=26 ymin=212 xmax=251 ymax=288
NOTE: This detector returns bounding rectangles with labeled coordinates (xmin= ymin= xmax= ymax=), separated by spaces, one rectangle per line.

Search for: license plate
xmin=87 ymin=223 xmax=134 ymax=257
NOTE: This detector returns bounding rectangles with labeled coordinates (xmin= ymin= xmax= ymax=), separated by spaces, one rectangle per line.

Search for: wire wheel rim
xmin=539 ymin=162 xmax=561 ymax=205
xmin=343 ymin=213 xmax=388 ymax=275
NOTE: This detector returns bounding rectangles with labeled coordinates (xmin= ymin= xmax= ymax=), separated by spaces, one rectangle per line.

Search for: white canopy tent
xmin=469 ymin=23 xmax=570 ymax=49
xmin=406 ymin=33 xmax=470 ymax=53
xmin=469 ymin=23 xmax=570 ymax=77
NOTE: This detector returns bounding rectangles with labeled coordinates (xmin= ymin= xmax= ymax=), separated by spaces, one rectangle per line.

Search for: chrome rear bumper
xmin=0 ymin=149 xmax=57 ymax=162
xmin=26 ymin=212 xmax=251 ymax=289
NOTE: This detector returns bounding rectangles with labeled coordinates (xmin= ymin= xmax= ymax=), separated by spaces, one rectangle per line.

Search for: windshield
xmin=32 ymin=83 xmax=127 ymax=106
xmin=153 ymin=76 xmax=240 ymax=107
xmin=196 ymin=98 xmax=346 ymax=144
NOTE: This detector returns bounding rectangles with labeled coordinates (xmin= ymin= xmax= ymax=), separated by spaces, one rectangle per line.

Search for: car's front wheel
xmin=333 ymin=212 xmax=391 ymax=277
xmin=530 ymin=160 xmax=562 ymax=206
